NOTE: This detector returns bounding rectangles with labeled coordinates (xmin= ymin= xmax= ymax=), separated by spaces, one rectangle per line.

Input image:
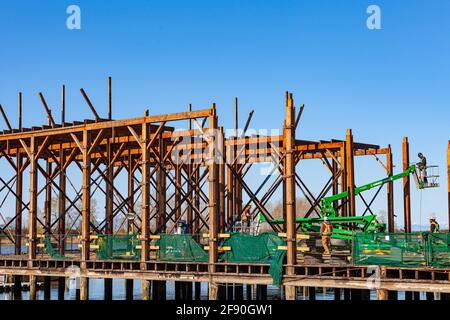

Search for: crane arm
xmin=320 ymin=164 xmax=418 ymax=216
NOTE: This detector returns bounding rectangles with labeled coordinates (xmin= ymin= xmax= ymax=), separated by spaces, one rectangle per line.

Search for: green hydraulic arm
xmin=320 ymin=164 xmax=422 ymax=216
xmin=261 ymin=164 xmax=423 ymax=240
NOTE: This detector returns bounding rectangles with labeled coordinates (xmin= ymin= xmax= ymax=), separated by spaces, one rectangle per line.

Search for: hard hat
xmin=429 ymin=215 xmax=436 ymax=220
xmin=418 ymin=152 xmax=423 ymax=157
xmin=324 ymin=216 xmax=329 ymax=221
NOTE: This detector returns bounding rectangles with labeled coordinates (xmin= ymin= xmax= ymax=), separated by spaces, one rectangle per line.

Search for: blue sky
xmin=0 ymin=0 xmax=449 ymax=229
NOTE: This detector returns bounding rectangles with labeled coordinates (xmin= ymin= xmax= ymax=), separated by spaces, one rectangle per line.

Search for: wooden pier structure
xmin=0 ymin=78 xmax=448 ymax=300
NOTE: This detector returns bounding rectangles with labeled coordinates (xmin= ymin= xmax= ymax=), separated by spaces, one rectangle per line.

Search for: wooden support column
xmin=226 ymin=157 xmax=234 ymax=228
xmin=208 ymin=282 xmax=219 ymax=300
xmin=345 ymin=129 xmax=356 ymax=216
xmin=81 ymin=130 xmax=91 ymax=266
xmin=218 ymin=127 xmax=226 ymax=232
xmin=125 ymin=152 xmax=135 ymax=298
xmin=340 ymin=145 xmax=348 ymax=216
xmin=285 ymin=92 xmax=296 ymax=300
xmin=44 ymin=160 xmax=52 ymax=300
xmin=376 ymin=289 xmax=388 ymax=300
xmin=175 ymin=166 xmax=182 ymax=223
xmin=14 ymin=148 xmax=23 ymax=299
xmin=208 ymin=105 xmax=219 ymax=276
xmin=58 ymin=147 xmax=66 ymax=300
xmin=402 ymin=137 xmax=411 ymax=233
xmin=387 ymin=145 xmax=395 ymax=232
xmin=332 ymin=159 xmax=339 ymax=213
xmin=28 ymin=136 xmax=38 ymax=263
xmin=234 ymin=98 xmax=242 ymax=223
xmin=104 ymin=141 xmax=114 ymax=300
xmin=140 ymin=118 xmax=151 ymax=299
xmin=155 ymin=136 xmax=166 ymax=300
xmin=80 ymin=277 xmax=89 ymax=300
xmin=29 ymin=275 xmax=37 ymax=300
xmin=58 ymin=86 xmax=66 ymax=300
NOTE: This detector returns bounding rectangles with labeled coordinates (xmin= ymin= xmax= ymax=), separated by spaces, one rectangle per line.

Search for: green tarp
xmin=353 ymin=232 xmax=450 ymax=268
xmin=156 ymin=234 xmax=208 ymax=262
xmin=97 ymin=233 xmax=141 ymax=260
xmin=220 ymin=232 xmax=286 ymax=286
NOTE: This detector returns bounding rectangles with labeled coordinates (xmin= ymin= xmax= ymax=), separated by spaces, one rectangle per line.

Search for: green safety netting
xmin=220 ymin=232 xmax=286 ymax=286
xmin=427 ymin=233 xmax=450 ymax=268
xmin=353 ymin=232 xmax=450 ymax=268
xmin=97 ymin=233 xmax=141 ymax=260
xmin=44 ymin=236 xmax=68 ymax=259
xmin=156 ymin=234 xmax=208 ymax=262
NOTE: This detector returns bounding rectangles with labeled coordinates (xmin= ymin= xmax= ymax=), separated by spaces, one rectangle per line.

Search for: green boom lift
xmin=261 ymin=163 xmax=439 ymax=240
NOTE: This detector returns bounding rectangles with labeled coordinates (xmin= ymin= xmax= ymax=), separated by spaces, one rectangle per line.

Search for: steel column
xmin=402 ymin=137 xmax=411 ymax=233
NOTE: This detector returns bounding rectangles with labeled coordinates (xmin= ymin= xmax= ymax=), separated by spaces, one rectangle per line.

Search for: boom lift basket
xmin=413 ymin=165 xmax=440 ymax=189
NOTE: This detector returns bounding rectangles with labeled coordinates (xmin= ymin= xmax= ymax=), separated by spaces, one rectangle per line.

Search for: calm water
xmin=0 ymin=279 xmax=429 ymax=300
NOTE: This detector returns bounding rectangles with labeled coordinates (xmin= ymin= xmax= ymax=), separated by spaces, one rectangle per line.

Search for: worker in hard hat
xmin=241 ymin=204 xmax=252 ymax=229
xmin=321 ymin=216 xmax=333 ymax=256
xmin=417 ymin=153 xmax=428 ymax=184
xmin=429 ymin=217 xmax=439 ymax=233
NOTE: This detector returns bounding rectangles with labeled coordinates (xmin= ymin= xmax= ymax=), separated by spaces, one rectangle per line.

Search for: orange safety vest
xmin=322 ymin=222 xmax=333 ymax=236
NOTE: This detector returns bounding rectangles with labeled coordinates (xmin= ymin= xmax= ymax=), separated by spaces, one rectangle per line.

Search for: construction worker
xmin=417 ymin=153 xmax=428 ymax=184
xmin=321 ymin=216 xmax=333 ymax=256
xmin=429 ymin=217 xmax=440 ymax=233
xmin=241 ymin=204 xmax=252 ymax=227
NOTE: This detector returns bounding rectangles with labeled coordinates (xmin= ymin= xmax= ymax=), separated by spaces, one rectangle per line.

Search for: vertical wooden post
xmin=155 ymin=136 xmax=167 ymax=300
xmin=218 ymin=127 xmax=226 ymax=232
xmin=81 ymin=130 xmax=91 ymax=266
xmin=208 ymin=104 xmax=219 ymax=274
xmin=29 ymin=275 xmax=37 ymax=300
xmin=340 ymin=145 xmax=347 ymax=216
xmin=140 ymin=117 xmax=151 ymax=299
xmin=58 ymin=85 xmax=66 ymax=300
xmin=175 ymin=166 xmax=182 ymax=222
xmin=285 ymin=92 xmax=296 ymax=300
xmin=187 ymin=104 xmax=194 ymax=234
xmin=332 ymin=158 xmax=339 ymax=213
xmin=402 ymin=137 xmax=411 ymax=233
xmin=14 ymin=91 xmax=23 ymax=297
xmin=80 ymin=130 xmax=91 ymax=300
xmin=104 ymin=140 xmax=114 ymax=300
xmin=226 ymin=154 xmax=234 ymax=227
xmin=44 ymin=160 xmax=52 ymax=300
xmin=387 ymin=145 xmax=395 ymax=232
xmin=157 ymin=137 xmax=166 ymax=233
xmin=126 ymin=150 xmax=134 ymax=300
xmin=234 ymin=98 xmax=242 ymax=222
xmin=58 ymin=146 xmax=66 ymax=300
xmin=28 ymin=136 xmax=38 ymax=262
xmin=108 ymin=76 xmax=112 ymax=120
xmin=345 ymin=129 xmax=356 ymax=216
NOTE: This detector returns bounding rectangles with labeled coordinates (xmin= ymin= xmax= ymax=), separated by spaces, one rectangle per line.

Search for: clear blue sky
xmin=0 ymin=0 xmax=449 ymax=229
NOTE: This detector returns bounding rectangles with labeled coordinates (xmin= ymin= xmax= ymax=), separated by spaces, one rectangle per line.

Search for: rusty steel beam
xmin=345 ymin=129 xmax=356 ymax=216
xmin=140 ymin=119 xmax=150 ymax=262
xmin=387 ymin=144 xmax=395 ymax=232
xmin=81 ymin=130 xmax=91 ymax=264
xmin=208 ymin=104 xmax=219 ymax=272
xmin=28 ymin=137 xmax=38 ymax=262
xmin=285 ymin=92 xmax=296 ymax=272
xmin=403 ymin=137 xmax=411 ymax=233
